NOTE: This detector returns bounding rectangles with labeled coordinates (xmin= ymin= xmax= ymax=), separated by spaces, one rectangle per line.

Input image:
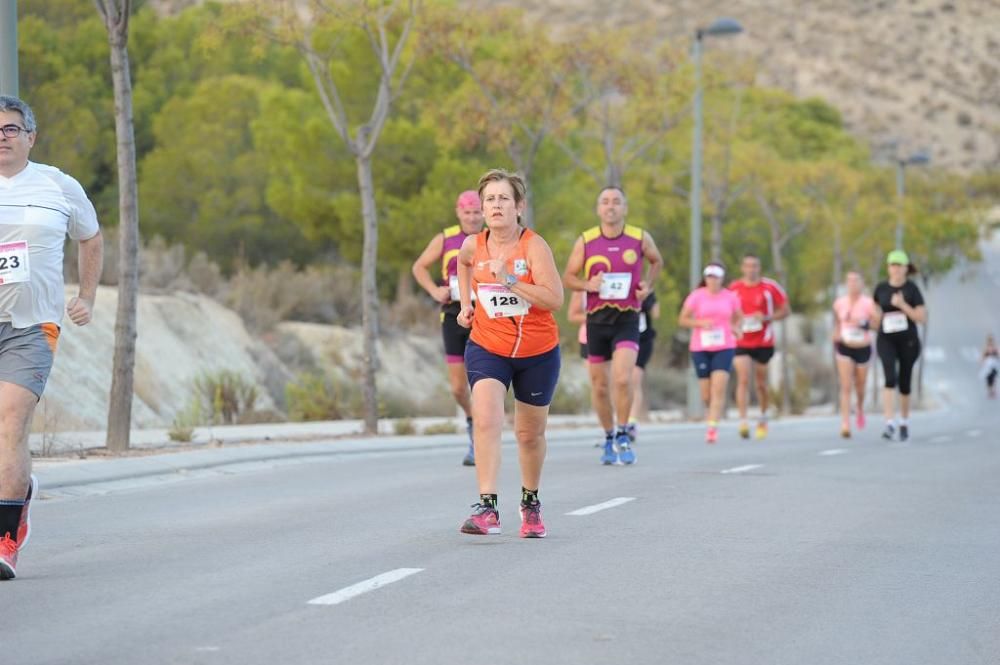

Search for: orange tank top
xmin=469 ymin=228 xmax=560 ymax=358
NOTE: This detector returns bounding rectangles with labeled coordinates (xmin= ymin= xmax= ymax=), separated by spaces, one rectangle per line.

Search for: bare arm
xmin=567 ymin=290 xmax=587 ymax=325
xmin=67 ymin=230 xmax=103 ymax=326
xmin=904 ymin=304 xmax=927 ymax=325
xmin=562 ymin=237 xmax=602 ymax=293
xmin=771 ymin=302 xmax=791 ymax=321
xmin=455 ymin=235 xmax=477 ymax=328
xmin=635 ymin=231 xmax=662 ymax=300
xmin=511 ymin=235 xmax=564 ymax=311
xmin=411 ymin=233 xmax=451 ymax=304
xmin=678 ymin=304 xmax=707 ymax=330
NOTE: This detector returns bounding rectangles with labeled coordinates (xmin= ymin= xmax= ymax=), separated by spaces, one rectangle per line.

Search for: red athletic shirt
xmin=728 ymin=278 xmax=787 ymax=349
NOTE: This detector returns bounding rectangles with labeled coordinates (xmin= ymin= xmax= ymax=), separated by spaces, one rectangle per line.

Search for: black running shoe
xmin=899 ymin=424 xmax=909 ymax=442
xmin=881 ymin=424 xmax=896 ymax=441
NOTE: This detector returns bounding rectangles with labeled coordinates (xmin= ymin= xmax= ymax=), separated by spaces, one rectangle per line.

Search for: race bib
xmin=599 ymin=272 xmax=632 ymax=300
xmin=0 ymin=241 xmax=30 ymax=285
xmin=841 ymin=326 xmax=867 ymax=345
xmin=882 ymin=312 xmax=909 ymax=334
xmin=699 ymin=327 xmax=726 ymax=348
xmin=639 ymin=312 xmax=648 ymax=334
xmin=741 ymin=317 xmax=763 ymax=333
xmin=449 ymin=275 xmax=475 ymax=302
xmin=477 ymin=283 xmax=529 ymax=319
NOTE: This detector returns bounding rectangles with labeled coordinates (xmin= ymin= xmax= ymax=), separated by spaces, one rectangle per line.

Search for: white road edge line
xmin=819 ymin=449 xmax=849 ymax=456
xmin=720 ymin=464 xmax=764 ymax=474
xmin=308 ymin=568 xmax=424 ymax=606
xmin=567 ymin=497 xmax=636 ymax=516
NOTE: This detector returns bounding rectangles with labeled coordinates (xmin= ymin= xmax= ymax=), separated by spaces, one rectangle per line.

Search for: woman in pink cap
xmin=678 ymin=262 xmax=744 ymax=443
xmin=411 ymin=190 xmax=485 ymax=465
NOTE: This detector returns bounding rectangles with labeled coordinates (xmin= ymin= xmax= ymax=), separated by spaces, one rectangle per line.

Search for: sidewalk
xmin=27 ymin=406 xmax=858 ymax=494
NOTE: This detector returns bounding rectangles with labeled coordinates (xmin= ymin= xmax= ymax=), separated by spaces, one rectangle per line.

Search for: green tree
xmin=139 ymin=75 xmax=318 ymax=269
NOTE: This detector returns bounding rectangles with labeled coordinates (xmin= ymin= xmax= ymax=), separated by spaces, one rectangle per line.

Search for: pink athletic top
xmin=683 ymin=287 xmax=741 ymax=352
xmin=833 ymin=294 xmax=876 ymax=346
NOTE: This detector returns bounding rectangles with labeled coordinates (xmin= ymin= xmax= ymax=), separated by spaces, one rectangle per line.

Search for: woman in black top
xmin=626 ymin=292 xmax=660 ymax=441
xmin=872 ymin=249 xmax=927 ymax=441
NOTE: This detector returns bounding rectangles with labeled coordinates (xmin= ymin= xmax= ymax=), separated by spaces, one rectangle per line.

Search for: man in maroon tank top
xmin=563 ymin=186 xmax=662 ymax=465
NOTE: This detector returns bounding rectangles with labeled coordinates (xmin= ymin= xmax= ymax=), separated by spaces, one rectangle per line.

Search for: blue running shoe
xmin=600 ymin=436 xmax=618 ymax=465
xmin=625 ymin=422 xmax=637 ymax=443
xmin=617 ymin=433 xmax=635 ymax=465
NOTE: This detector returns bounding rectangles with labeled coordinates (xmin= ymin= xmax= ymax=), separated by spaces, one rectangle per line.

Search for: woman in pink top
xmin=678 ymin=263 xmax=744 ymax=443
xmin=832 ymin=271 xmax=875 ymax=438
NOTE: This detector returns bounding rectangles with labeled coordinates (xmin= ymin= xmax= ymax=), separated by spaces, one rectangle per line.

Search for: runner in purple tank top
xmin=563 ymin=186 xmax=662 ymax=465
xmin=412 ymin=191 xmax=484 ymax=465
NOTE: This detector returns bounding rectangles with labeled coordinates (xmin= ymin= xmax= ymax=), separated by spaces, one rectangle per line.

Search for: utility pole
xmin=0 ymin=0 xmax=17 ymax=96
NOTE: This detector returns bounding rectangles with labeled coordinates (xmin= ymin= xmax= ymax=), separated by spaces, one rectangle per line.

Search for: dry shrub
xmin=194 ymin=370 xmax=259 ymax=425
xmin=222 ymin=261 xmax=362 ymax=333
xmin=286 ymin=372 xmax=362 ymax=421
xmin=423 ymin=421 xmax=459 ymax=435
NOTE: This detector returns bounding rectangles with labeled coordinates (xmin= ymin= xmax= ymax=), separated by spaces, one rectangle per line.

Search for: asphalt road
xmin=5 ymin=234 xmax=998 ymax=665
xmin=7 ymin=401 xmax=1000 ymax=665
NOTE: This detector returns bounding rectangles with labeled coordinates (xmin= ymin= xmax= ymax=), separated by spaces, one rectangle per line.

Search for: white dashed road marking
xmin=930 ymin=435 xmax=953 ymax=444
xmin=720 ymin=464 xmax=764 ymax=474
xmin=819 ymin=449 xmax=849 ymax=456
xmin=967 ymin=429 xmax=983 ymax=438
xmin=308 ymin=568 xmax=424 ymax=606
xmin=567 ymin=497 xmax=636 ymax=516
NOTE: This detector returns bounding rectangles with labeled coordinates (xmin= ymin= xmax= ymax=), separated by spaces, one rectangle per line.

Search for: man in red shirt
xmin=728 ymin=254 xmax=789 ymax=439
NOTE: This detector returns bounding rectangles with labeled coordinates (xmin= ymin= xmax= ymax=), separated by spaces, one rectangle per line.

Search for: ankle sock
xmin=479 ymin=494 xmax=497 ymax=509
xmin=0 ymin=501 xmax=24 ymax=541
xmin=521 ymin=487 xmax=539 ymax=506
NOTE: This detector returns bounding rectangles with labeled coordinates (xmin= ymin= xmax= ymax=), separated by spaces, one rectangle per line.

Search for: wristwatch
xmin=504 ymin=273 xmax=518 ymax=288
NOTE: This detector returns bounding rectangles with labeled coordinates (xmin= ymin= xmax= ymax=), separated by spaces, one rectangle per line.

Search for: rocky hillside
xmin=475 ymin=0 xmax=999 ymax=173
xmin=35 ymin=286 xmax=452 ymax=432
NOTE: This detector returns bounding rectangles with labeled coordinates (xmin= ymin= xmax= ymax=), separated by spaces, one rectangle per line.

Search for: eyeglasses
xmin=0 ymin=124 xmax=31 ymax=139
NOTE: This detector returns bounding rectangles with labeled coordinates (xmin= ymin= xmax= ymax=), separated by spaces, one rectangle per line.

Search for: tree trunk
xmin=103 ymin=22 xmax=139 ymax=453
xmin=870 ymin=247 xmax=881 ymax=408
xmin=356 ymin=154 xmax=380 ymax=434
xmin=769 ymin=234 xmax=793 ymax=415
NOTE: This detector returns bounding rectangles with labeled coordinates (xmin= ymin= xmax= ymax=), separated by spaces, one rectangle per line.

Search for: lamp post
xmin=894 ymin=151 xmax=930 ymax=248
xmin=0 ymin=0 xmax=16 ymax=96
xmin=687 ymin=17 xmax=743 ymax=418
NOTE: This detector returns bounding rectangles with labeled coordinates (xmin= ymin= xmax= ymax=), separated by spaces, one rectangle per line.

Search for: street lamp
xmin=0 ymin=0 xmax=16 ymax=96
xmin=894 ymin=150 xmax=930 ymax=248
xmin=687 ymin=17 xmax=743 ymax=417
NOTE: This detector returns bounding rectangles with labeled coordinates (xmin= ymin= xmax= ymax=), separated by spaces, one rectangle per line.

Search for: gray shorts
xmin=0 ymin=322 xmax=59 ymax=399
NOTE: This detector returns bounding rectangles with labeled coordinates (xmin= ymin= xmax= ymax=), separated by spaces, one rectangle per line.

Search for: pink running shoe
xmin=856 ymin=410 xmax=866 ymax=430
xmin=0 ymin=533 xmax=18 ymax=580
xmin=460 ymin=503 xmax=501 ymax=535
xmin=705 ymin=426 xmax=718 ymax=444
xmin=519 ymin=502 xmax=547 ymax=538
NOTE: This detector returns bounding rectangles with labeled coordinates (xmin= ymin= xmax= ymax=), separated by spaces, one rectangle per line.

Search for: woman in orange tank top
xmin=454 ymin=169 xmax=563 ymax=539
